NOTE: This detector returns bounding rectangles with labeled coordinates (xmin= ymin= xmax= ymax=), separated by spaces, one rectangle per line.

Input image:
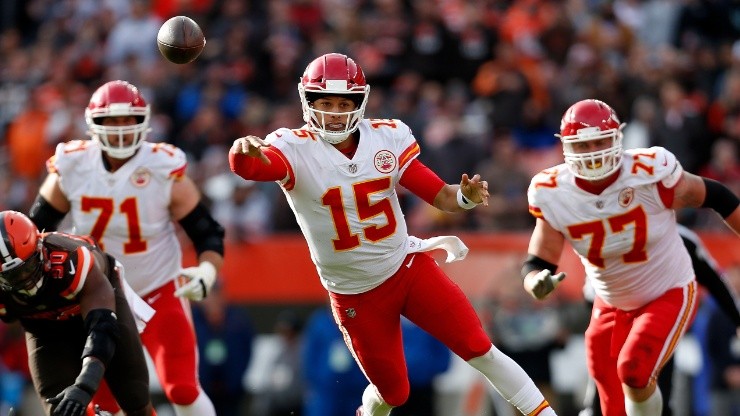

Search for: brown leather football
xmin=156 ymin=16 xmax=205 ymax=64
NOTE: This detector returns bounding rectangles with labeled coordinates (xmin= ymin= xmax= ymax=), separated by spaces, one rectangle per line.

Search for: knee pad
xmin=166 ymin=383 xmax=200 ymax=405
xmin=617 ymin=356 xmax=652 ymax=389
xmin=378 ymin=380 xmax=410 ymax=407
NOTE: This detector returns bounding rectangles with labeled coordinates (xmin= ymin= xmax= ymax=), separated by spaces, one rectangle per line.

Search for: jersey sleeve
xmin=144 ymin=143 xmax=189 ymax=182
xmin=527 ymin=169 xmax=557 ymax=220
xmin=651 ymin=146 xmax=683 ymax=188
xmin=47 ymin=140 xmax=92 ymax=176
xmin=385 ymin=119 xmax=419 ymax=174
xmin=264 ymin=128 xmax=303 ymax=189
xmin=58 ymin=245 xmax=95 ymax=300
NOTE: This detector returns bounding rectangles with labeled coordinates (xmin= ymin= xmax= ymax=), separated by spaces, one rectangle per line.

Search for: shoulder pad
xmin=139 ymin=142 xmax=188 ymax=180
xmin=49 ymin=140 xmax=96 ymax=175
xmin=624 ymin=146 xmax=683 ymax=187
xmin=366 ymin=118 xmax=408 ymax=134
xmin=527 ymin=166 xmax=567 ymax=213
xmin=41 ymin=234 xmax=97 ymax=299
xmin=267 ymin=127 xmax=319 ymax=145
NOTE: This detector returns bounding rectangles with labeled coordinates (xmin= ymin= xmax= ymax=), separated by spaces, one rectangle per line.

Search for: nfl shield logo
xmin=346 ymin=308 xmax=356 ymax=318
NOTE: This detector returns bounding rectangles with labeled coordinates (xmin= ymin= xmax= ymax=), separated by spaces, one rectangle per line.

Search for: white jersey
xmin=266 ymin=119 xmax=421 ymax=294
xmin=49 ymin=140 xmax=186 ymax=296
xmin=528 ymin=146 xmax=694 ymax=310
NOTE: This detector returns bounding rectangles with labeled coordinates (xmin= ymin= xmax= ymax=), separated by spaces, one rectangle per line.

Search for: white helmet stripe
xmin=0 ymin=223 xmax=14 ymax=265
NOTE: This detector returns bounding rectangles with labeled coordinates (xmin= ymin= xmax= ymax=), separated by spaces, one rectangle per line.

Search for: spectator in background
xmin=249 ymin=311 xmax=305 ymax=416
xmin=4 ymin=88 xmax=53 ymax=181
xmin=621 ymin=95 xmax=658 ymax=151
xmin=204 ymin=174 xmax=273 ymax=243
xmin=652 ymin=78 xmax=710 ymax=174
xmin=192 ymin=282 xmax=255 ymax=416
xmin=699 ymin=138 xmax=740 ymax=195
xmin=473 ymin=129 xmax=533 ymax=231
xmin=104 ymin=0 xmax=162 ymax=69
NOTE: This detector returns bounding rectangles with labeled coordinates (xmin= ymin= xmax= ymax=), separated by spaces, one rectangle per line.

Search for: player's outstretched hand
xmin=231 ymin=136 xmax=271 ymax=164
xmin=175 ymin=261 xmax=217 ymax=301
xmin=524 ymin=269 xmax=566 ymax=300
xmin=460 ymin=174 xmax=489 ymax=206
xmin=47 ymin=384 xmax=92 ymax=416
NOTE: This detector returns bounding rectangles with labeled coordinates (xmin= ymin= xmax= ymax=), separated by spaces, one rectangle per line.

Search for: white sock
xmin=625 ymin=387 xmax=662 ymax=416
xmin=361 ymin=384 xmax=393 ymax=416
xmin=467 ymin=345 xmax=556 ymax=415
xmin=171 ymin=390 xmax=216 ymax=416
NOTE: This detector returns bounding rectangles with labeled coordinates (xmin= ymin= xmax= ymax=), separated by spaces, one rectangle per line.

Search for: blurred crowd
xmin=1 ymin=0 xmax=740 ymax=415
xmin=2 ymin=0 xmax=740 ymax=240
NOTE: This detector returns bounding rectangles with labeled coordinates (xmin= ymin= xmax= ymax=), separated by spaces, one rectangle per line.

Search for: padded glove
xmin=174 ymin=261 xmax=217 ymax=301
xmin=47 ymin=384 xmax=92 ymax=416
xmin=525 ymin=269 xmax=566 ymax=300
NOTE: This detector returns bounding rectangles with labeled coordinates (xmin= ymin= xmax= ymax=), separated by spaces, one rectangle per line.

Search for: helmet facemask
xmin=0 ymin=252 xmax=44 ymax=295
xmin=86 ymin=106 xmax=151 ymax=159
xmin=298 ymin=86 xmax=369 ymax=144
xmin=559 ymin=125 xmax=625 ymax=180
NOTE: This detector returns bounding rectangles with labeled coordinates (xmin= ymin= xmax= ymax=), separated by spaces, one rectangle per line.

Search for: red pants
xmin=585 ymin=281 xmax=697 ymax=416
xmin=92 ymin=280 xmax=202 ymax=412
xmin=329 ymin=253 xmax=492 ymax=407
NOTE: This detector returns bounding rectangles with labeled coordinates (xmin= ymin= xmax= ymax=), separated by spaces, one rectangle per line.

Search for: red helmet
xmin=85 ymin=80 xmax=151 ymax=159
xmin=558 ymin=99 xmax=624 ymax=180
xmin=297 ymin=53 xmax=370 ymax=144
xmin=0 ymin=211 xmax=43 ymax=295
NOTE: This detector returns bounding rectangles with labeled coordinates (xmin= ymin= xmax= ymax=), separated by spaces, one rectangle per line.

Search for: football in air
xmin=156 ymin=16 xmax=205 ymax=64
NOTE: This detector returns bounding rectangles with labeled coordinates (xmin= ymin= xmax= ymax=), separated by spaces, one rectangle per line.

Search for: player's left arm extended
xmin=171 ymin=176 xmax=225 ymax=301
xmin=399 ymin=159 xmax=489 ymax=212
xmin=672 ymin=172 xmax=740 ymax=235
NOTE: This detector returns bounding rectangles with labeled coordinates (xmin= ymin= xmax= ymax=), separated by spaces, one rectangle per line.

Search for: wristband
xmin=456 ymin=188 xmax=478 ymax=210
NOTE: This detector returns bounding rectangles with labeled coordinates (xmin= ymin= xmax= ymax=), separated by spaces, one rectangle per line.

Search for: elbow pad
xmin=178 ymin=202 xmax=225 ymax=256
xmin=28 ymin=195 xmax=66 ymax=232
xmin=82 ymin=309 xmax=119 ymax=366
xmin=701 ymin=178 xmax=740 ymax=218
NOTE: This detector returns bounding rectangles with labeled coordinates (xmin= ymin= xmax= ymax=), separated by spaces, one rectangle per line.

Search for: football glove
xmin=48 ymin=358 xmax=104 ymax=416
xmin=525 ymin=269 xmax=566 ymax=300
xmin=174 ymin=261 xmax=217 ymax=301
xmin=47 ymin=386 xmax=92 ymax=416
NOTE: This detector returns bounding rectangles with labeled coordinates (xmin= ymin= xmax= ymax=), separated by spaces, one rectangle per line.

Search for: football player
xmin=580 ymin=224 xmax=740 ymax=416
xmin=28 ymin=80 xmax=225 ymax=416
xmin=230 ymin=53 xmax=558 ymax=416
xmin=522 ymin=99 xmax=740 ymax=416
xmin=0 ymin=210 xmax=156 ymax=416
